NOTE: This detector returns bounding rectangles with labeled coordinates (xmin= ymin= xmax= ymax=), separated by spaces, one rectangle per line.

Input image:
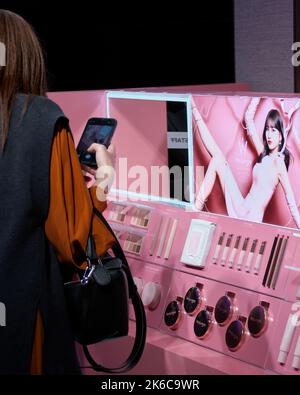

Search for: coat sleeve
xmin=44 ymin=126 xmax=116 ymax=269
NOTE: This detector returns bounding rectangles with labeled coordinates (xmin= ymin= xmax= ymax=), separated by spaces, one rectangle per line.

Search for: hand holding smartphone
xmin=77 ymin=117 xmax=117 ymax=169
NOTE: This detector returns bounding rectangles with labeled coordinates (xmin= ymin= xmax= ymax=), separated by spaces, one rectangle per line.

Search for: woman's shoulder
xmin=16 ymin=93 xmax=64 ymax=116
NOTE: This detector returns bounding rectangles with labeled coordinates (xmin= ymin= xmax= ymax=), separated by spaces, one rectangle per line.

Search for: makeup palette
xmin=247 ymin=301 xmax=269 ymax=338
xmin=180 ymin=219 xmax=216 ymax=268
xmin=183 ymin=283 xmax=204 ymax=316
xmin=130 ymin=206 xmax=152 ymax=229
xmin=164 ymin=297 xmax=183 ymax=330
xmin=214 ymin=292 xmax=235 ymax=326
xmin=194 ymin=307 xmax=214 ymax=340
xmin=225 ymin=316 xmax=247 ymax=352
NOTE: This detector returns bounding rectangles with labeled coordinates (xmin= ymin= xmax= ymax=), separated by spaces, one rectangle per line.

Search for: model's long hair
xmin=0 ymin=9 xmax=47 ymax=152
xmin=257 ymin=109 xmax=291 ymax=170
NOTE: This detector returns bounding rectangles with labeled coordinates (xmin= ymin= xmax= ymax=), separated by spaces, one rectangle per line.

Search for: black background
xmin=0 ymin=1 xmax=235 ymax=91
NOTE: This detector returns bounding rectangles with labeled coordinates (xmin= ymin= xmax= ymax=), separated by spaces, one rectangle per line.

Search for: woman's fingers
xmin=81 ymin=163 xmax=97 ymax=176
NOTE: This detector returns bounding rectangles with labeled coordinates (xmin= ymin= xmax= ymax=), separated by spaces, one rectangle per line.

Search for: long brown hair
xmin=0 ymin=9 xmax=47 ymax=152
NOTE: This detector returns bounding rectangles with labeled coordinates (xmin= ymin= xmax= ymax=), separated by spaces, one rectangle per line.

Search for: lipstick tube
xmin=292 ymin=334 xmax=300 ymax=370
xmin=278 ymin=312 xmax=298 ymax=365
xmin=221 ymin=234 xmax=233 ymax=266
xmin=228 ymin=236 xmax=241 ymax=269
xmin=213 ymin=232 xmax=225 ymax=264
xmin=245 ymin=239 xmax=258 ymax=273
xmin=236 ymin=237 xmax=249 ymax=271
xmin=253 ymin=241 xmax=267 ymax=275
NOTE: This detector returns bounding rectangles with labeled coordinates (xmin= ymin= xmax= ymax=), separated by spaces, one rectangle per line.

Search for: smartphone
xmin=77 ymin=117 xmax=117 ymax=169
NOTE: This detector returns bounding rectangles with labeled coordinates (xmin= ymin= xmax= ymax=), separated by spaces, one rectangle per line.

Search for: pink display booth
xmin=48 ymin=84 xmax=300 ymax=375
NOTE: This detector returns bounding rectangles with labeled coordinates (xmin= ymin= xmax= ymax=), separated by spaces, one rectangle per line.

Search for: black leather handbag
xmin=64 ymin=207 xmax=147 ymax=373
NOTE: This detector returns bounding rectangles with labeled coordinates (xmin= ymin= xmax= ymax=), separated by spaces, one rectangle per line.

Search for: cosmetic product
xmin=194 ymin=306 xmax=214 ymax=340
xmin=214 ymin=292 xmax=236 ymax=326
xmin=133 ymin=277 xmax=144 ymax=296
xmin=156 ymin=217 xmax=171 ymax=258
xmin=183 ymin=283 xmax=204 ymax=316
xmin=164 ymin=297 xmax=183 ymax=330
xmin=141 ymin=282 xmax=161 ymax=311
xmin=149 ymin=216 xmax=163 ymax=256
xmin=262 ymin=235 xmax=279 ymax=287
xmin=180 ymin=219 xmax=216 ymax=268
xmin=278 ymin=311 xmax=298 ymax=364
xmin=212 ymin=232 xmax=226 ymax=264
xmin=123 ymin=233 xmax=143 ymax=255
xmin=131 ymin=207 xmax=151 ymax=228
xmin=164 ymin=218 xmax=178 ymax=259
xmin=292 ymin=334 xmax=300 ymax=370
xmin=244 ymin=239 xmax=258 ymax=273
xmin=271 ymin=237 xmax=289 ymax=290
xmin=267 ymin=235 xmax=284 ymax=288
xmin=236 ymin=237 xmax=250 ymax=271
xmin=228 ymin=236 xmax=241 ymax=269
xmin=221 ymin=234 xmax=234 ymax=267
xmin=109 ymin=203 xmax=130 ymax=223
xmin=225 ymin=316 xmax=247 ymax=352
xmin=253 ymin=241 xmax=267 ymax=275
xmin=247 ymin=301 xmax=269 ymax=338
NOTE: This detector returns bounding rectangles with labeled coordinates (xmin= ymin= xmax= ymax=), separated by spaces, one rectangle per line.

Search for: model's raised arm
xmin=245 ymin=97 xmax=264 ymax=156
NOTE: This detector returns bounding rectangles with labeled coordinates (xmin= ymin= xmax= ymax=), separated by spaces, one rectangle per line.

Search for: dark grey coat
xmin=0 ymin=94 xmax=80 ymax=374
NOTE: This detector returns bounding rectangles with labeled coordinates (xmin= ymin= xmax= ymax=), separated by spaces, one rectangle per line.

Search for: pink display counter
xmin=48 ymin=85 xmax=300 ymax=375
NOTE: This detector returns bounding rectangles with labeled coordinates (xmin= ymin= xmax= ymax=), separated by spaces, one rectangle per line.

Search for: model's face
xmin=265 ymin=119 xmax=282 ymax=151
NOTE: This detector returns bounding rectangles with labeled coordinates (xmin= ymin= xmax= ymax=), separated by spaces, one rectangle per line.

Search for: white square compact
xmin=180 ymin=219 xmax=216 ymax=268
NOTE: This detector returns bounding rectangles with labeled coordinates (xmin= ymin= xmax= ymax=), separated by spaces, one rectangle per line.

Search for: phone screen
xmin=77 ymin=122 xmax=115 ymax=153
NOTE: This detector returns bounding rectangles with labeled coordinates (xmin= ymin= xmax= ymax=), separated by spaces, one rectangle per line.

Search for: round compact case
xmin=141 ymin=281 xmax=161 ymax=311
xmin=184 ymin=283 xmax=204 ymax=316
xmin=214 ymin=291 xmax=236 ymax=326
xmin=194 ymin=306 xmax=214 ymax=340
xmin=225 ymin=316 xmax=247 ymax=352
xmin=164 ymin=297 xmax=183 ymax=330
xmin=247 ymin=301 xmax=269 ymax=338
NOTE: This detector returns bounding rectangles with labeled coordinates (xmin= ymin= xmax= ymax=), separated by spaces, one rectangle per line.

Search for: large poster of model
xmin=192 ymin=95 xmax=300 ymax=229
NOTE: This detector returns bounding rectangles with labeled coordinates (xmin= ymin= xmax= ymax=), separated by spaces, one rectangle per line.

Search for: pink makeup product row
xmin=149 ymin=215 xmax=178 ymax=260
xmin=164 ymin=288 xmax=271 ymax=352
xmin=212 ymin=232 xmax=267 ymax=275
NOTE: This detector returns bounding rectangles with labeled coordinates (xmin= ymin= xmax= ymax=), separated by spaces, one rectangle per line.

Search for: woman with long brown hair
xmin=0 ymin=9 xmax=116 ymax=374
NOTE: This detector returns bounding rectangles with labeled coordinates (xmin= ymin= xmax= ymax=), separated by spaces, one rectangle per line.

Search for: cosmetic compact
xmin=180 ymin=219 xmax=216 ymax=268
xmin=214 ymin=292 xmax=236 ymax=326
xmin=141 ymin=281 xmax=161 ymax=311
xmin=194 ymin=306 xmax=214 ymax=340
xmin=108 ymin=202 xmax=130 ymax=223
xmin=184 ymin=283 xmax=204 ymax=316
xmin=164 ymin=297 xmax=183 ymax=330
xmin=247 ymin=301 xmax=269 ymax=338
xmin=123 ymin=232 xmax=144 ymax=255
xmin=130 ymin=206 xmax=152 ymax=229
xmin=225 ymin=316 xmax=247 ymax=352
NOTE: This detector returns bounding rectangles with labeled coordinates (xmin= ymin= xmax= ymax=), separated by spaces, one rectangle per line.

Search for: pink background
xmin=108 ymin=98 xmax=169 ymax=198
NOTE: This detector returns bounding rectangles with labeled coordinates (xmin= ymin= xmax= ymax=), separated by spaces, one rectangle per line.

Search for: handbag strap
xmin=82 ymin=206 xmax=147 ymax=373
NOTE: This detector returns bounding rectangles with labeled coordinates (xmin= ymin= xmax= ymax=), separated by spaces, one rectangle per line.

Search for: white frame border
xmin=106 ymin=90 xmax=194 ymax=209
